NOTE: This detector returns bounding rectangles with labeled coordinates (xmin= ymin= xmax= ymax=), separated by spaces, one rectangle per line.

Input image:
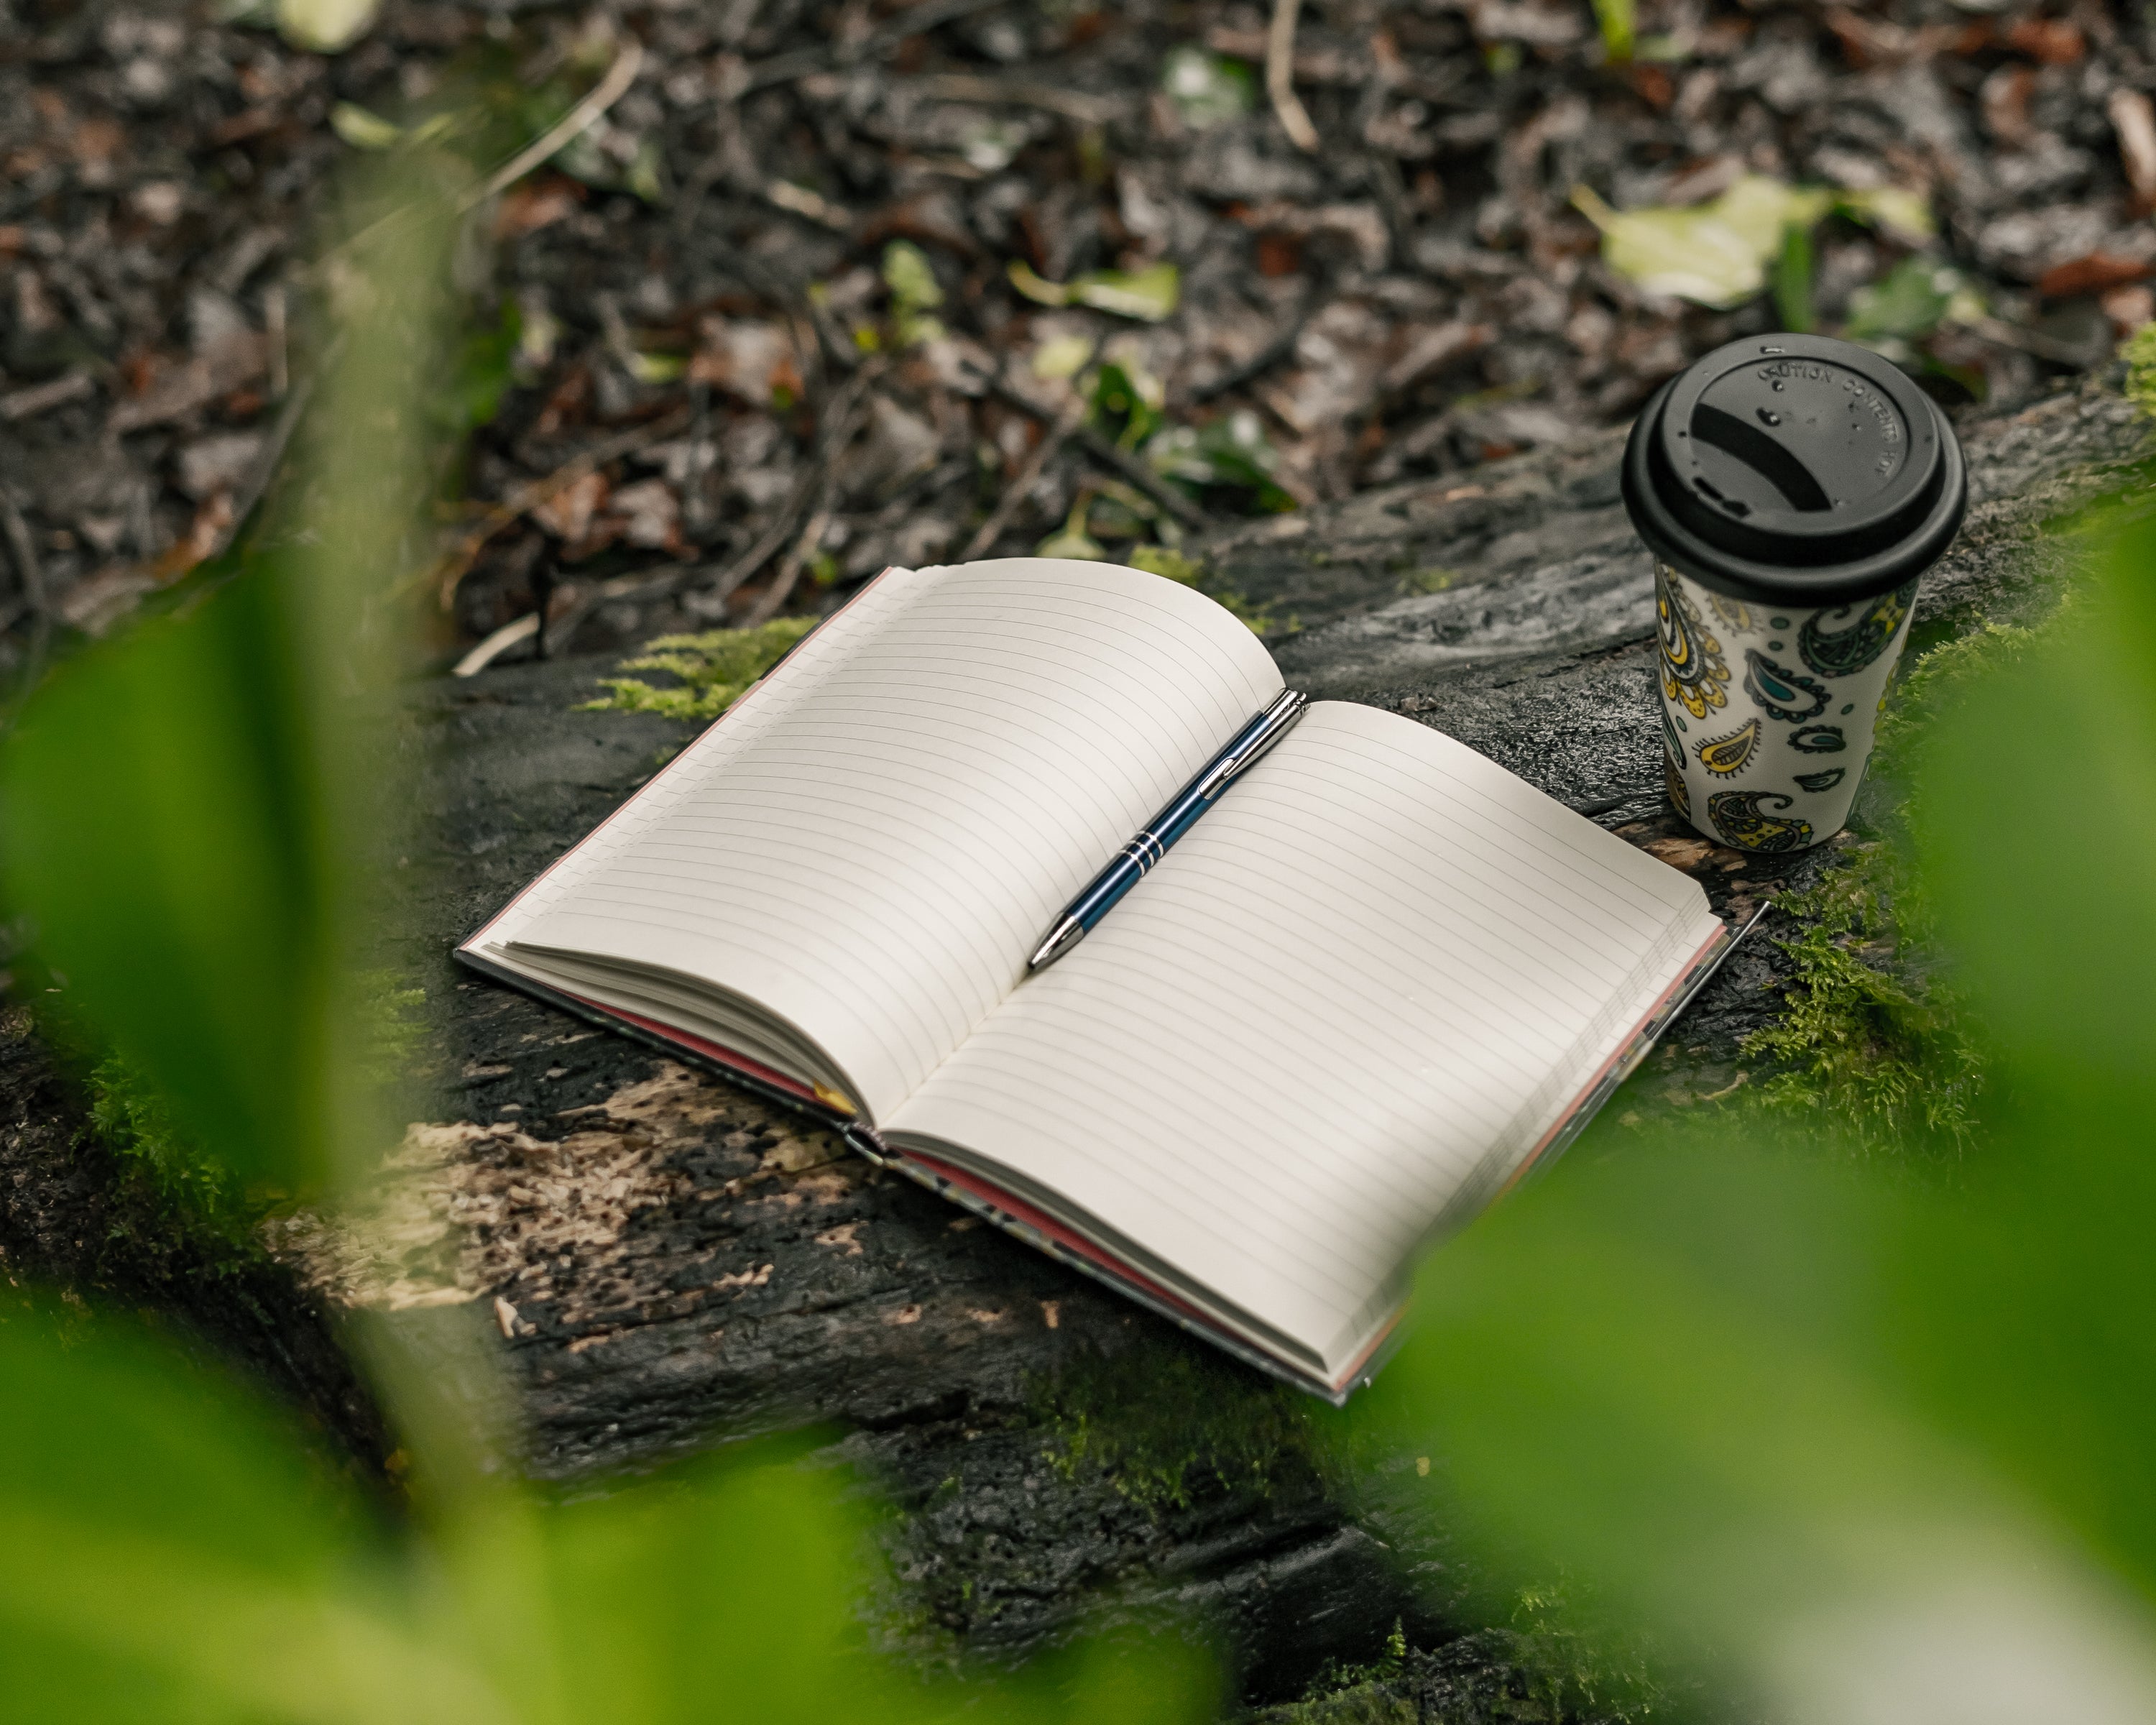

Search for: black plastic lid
xmin=1621 ymin=334 xmax=1968 ymax=606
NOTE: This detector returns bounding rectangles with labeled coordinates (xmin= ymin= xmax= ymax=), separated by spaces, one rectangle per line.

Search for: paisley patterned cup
xmin=1655 ymin=561 xmax=1917 ymax=853
xmin=1622 ymin=333 xmax=1968 ymax=854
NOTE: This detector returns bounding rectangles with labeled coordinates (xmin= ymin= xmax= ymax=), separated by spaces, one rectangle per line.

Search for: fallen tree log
xmin=1 ymin=373 xmax=2147 ymax=1705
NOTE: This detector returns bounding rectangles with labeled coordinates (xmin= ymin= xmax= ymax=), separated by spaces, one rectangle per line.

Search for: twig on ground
xmin=704 ymin=364 xmax=880 ymax=612
xmin=2110 ymin=89 xmax=2156 ymax=213
xmin=1077 ymin=426 xmax=1217 ymax=533
xmin=902 ymin=75 xmax=1125 ymax=126
xmin=451 ymin=563 xmax=707 ymax=676
xmin=965 ymin=361 xmax=1219 ymax=535
xmin=708 ymin=249 xmax=857 ymax=378
xmin=742 ymin=491 xmax=835 ymax=627
xmin=1187 ymin=289 xmax=1322 ymax=404
xmin=312 ymin=40 xmax=643 ymax=277
xmin=204 ymin=371 xmax=315 ymax=567
xmin=1266 ymin=0 xmax=1321 ymax=152
xmin=0 ymin=372 xmax=94 ymax=423
xmin=263 ymin=283 xmax=288 ymax=400
xmin=764 ymin=179 xmax=854 ymax=232
xmin=963 ymin=397 xmax=1085 ymax=558
xmin=424 ymin=405 xmax=691 ymax=608
xmin=1 ymin=486 xmax=53 ymax=712
xmin=459 ymin=40 xmax=645 ymax=214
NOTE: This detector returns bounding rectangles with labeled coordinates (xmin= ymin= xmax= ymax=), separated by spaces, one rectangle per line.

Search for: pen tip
xmin=1028 ymin=917 xmax=1084 ymax=972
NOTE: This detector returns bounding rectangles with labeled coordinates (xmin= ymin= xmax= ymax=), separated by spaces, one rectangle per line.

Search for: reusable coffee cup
xmin=1621 ymin=334 xmax=1968 ymax=853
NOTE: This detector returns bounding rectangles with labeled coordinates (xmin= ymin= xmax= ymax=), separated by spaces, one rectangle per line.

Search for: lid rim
xmin=1622 ymin=356 xmax=1968 ymax=608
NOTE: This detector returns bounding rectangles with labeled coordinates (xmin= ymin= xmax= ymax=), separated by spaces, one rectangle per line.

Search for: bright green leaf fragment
xmin=883 ymin=242 xmax=947 ymax=346
xmin=584 ymin=618 xmax=819 ymax=720
xmin=1091 ymin=356 xmax=1166 ymax=450
xmin=276 ymin=0 xmax=377 ymax=50
xmin=1031 ymin=333 xmax=1095 ymax=380
xmin=1837 ymin=184 xmax=1936 ymax=246
xmin=1008 ymin=259 xmax=1181 ymax=323
xmin=1576 ymin=178 xmax=1830 ymax=310
xmin=1146 ymin=409 xmax=1294 ymax=511
xmin=1159 ymin=46 xmax=1253 ymax=128
xmin=329 ymin=101 xmax=403 ymax=150
xmin=1036 ymin=494 xmax=1108 ymax=561
xmin=1591 ymin=0 xmax=1636 ymax=63
xmin=884 ymin=241 xmax=945 ymax=313
xmin=1845 ymin=257 xmax=1983 ymax=351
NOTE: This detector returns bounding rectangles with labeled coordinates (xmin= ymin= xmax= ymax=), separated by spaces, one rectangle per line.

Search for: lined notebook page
xmin=504 ymin=559 xmax=1284 ymax=1121
xmin=884 ymin=700 xmax=1721 ymax=1374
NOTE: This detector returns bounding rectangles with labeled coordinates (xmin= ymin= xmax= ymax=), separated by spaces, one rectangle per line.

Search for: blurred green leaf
xmin=1089 ymin=356 xmax=1165 ymax=450
xmin=331 ymin=102 xmax=405 ymax=150
xmin=1843 ymin=258 xmax=1984 ymax=361
xmin=436 ymin=298 xmax=522 ymax=438
xmin=1773 ymin=218 xmax=1816 ymax=334
xmin=1836 ymin=185 xmax=1936 ymax=246
xmin=0 ymin=571 xmax=342 ymax=1188
xmin=277 ymin=0 xmax=377 ymax=52
xmin=1591 ymin=0 xmax=1636 ymax=63
xmin=1008 ymin=260 xmax=1181 ymax=323
xmin=0 ymin=1306 xmax=501 ymax=1725
xmin=1037 ymin=493 xmax=1109 ymax=561
xmin=1146 ymin=410 xmax=1294 ymax=512
xmin=1158 ymin=47 xmax=1253 ymax=129
xmin=1358 ymin=502 xmax=2156 ymax=1716
xmin=1575 ymin=178 xmax=1829 ymax=310
xmin=883 ymin=242 xmax=947 ymax=347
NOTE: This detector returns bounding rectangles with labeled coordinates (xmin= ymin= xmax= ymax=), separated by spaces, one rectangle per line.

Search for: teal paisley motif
xmin=1743 ymin=649 xmax=1830 ymax=722
xmin=1657 ymin=568 xmax=1730 ymax=719
xmin=1665 ymin=757 xmax=1691 ymax=821
xmin=1708 ymin=790 xmax=1814 ymax=852
xmin=1789 ymin=724 xmax=1846 ymax=753
xmin=1659 ymin=702 xmax=1685 ymax=770
xmin=1794 ymin=767 xmax=1846 ymax=793
xmin=1799 ymin=580 xmax=1917 ymax=679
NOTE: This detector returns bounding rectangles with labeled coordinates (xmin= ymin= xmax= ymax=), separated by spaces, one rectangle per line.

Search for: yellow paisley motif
xmin=1695 ymin=717 xmax=1761 ymax=778
xmin=1656 ymin=568 xmax=1730 ymax=719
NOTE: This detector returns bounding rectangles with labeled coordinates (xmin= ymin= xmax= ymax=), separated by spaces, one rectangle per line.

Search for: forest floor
xmin=2 ymin=0 xmax=2154 ymax=682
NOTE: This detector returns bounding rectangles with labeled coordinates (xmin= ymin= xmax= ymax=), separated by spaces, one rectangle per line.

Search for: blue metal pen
xmin=1027 ymin=688 xmax=1309 ymax=972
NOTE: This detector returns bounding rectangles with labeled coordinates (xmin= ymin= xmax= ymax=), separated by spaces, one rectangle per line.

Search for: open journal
xmin=459 ymin=558 xmax=1731 ymax=1401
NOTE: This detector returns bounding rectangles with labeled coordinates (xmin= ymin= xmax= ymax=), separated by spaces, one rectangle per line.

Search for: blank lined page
xmin=502 ymin=559 xmax=1284 ymax=1121
xmin=883 ymin=700 xmax=1721 ymax=1373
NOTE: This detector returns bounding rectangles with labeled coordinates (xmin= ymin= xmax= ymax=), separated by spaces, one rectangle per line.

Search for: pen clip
xmin=1197 ymin=690 xmax=1307 ymax=800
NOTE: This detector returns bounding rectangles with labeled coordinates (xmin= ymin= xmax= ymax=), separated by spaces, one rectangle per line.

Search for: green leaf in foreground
xmin=0 ymin=571 xmax=344 ymax=1188
xmin=1357 ymin=510 xmax=2156 ymax=1717
xmin=0 ymin=1300 xmax=1220 ymax=1725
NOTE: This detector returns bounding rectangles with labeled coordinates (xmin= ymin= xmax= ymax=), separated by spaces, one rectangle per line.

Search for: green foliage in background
xmin=584 ymin=618 xmax=818 ymax=720
xmin=1358 ymin=502 xmax=2156 ymax=1719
